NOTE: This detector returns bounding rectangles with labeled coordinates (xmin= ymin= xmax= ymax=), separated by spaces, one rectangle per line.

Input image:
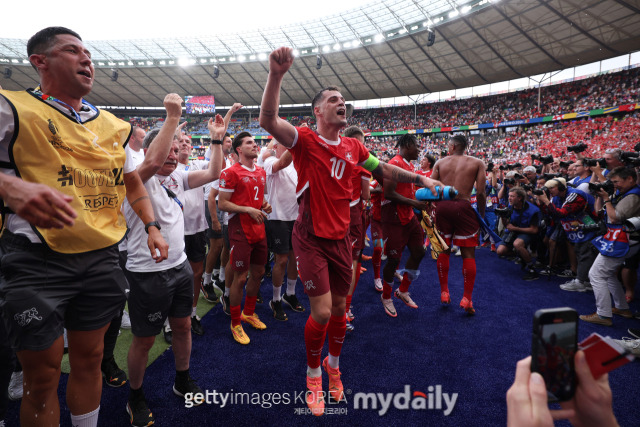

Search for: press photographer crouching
xmin=580 ymin=166 xmax=640 ymax=326
xmin=535 ymin=178 xmax=600 ymax=292
xmin=496 ymin=187 xmax=541 ymax=281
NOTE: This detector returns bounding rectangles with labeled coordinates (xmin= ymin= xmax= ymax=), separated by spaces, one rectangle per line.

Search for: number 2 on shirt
xmin=330 ymin=157 xmax=346 ymax=180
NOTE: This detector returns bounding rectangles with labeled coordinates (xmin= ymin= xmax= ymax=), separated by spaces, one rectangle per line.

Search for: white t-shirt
xmin=176 ymin=161 xmax=207 ymax=235
xmin=263 ymin=156 xmax=298 ymax=221
xmin=123 ymin=156 xmax=189 ymax=272
xmin=125 ymin=145 xmax=145 ymax=168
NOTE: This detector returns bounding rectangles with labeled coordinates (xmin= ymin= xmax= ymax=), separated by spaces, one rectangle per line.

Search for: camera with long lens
xmin=584 ymin=158 xmax=607 ymax=168
xmin=499 ymin=164 xmax=507 ymax=171
xmin=626 ymin=157 xmax=640 ymax=167
xmin=588 ymin=180 xmax=615 ymax=195
xmin=559 ymin=161 xmax=572 ymax=169
xmin=495 ymin=207 xmax=512 ymax=218
xmin=486 ymin=162 xmax=494 ymax=172
xmin=503 ymin=178 xmax=516 ymax=186
xmin=567 ymin=142 xmax=588 ymax=153
xmin=532 ymin=187 xmax=548 ymax=196
xmin=531 ymin=154 xmax=554 ymax=165
xmin=543 ymin=173 xmax=559 ymax=181
xmin=523 ymin=184 xmax=535 ymax=192
xmin=634 ymin=142 xmax=640 ymax=152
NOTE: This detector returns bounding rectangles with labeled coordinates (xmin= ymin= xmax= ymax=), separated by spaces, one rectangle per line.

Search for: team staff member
xmin=431 ymin=135 xmax=486 ymax=315
xmin=124 ymin=99 xmax=224 ymax=426
xmin=0 ymin=27 xmax=167 ymax=427
xmin=260 ymin=47 xmax=442 ymax=416
xmin=218 ymin=132 xmax=272 ymax=345
xmin=380 ymin=134 xmax=427 ymax=317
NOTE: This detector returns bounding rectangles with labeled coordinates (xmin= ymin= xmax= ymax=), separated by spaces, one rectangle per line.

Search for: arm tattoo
xmin=261 ymin=109 xmax=278 ymax=118
xmin=130 ymin=195 xmax=149 ymax=210
xmin=390 ymin=166 xmax=416 ymax=183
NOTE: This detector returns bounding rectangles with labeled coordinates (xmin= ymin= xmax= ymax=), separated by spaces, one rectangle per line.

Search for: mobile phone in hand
xmin=531 ymin=307 xmax=578 ymax=402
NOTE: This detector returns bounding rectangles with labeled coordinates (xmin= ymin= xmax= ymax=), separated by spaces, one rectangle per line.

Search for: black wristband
xmin=145 ymin=221 xmax=161 ymax=234
xmin=211 ymin=139 xmax=222 ymax=145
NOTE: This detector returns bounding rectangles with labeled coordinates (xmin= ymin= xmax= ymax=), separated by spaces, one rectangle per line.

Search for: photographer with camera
xmin=535 ymin=178 xmax=599 ymax=292
xmin=496 ymin=187 xmax=541 ymax=280
xmin=590 ymin=148 xmax=625 ymax=183
xmin=580 ymin=166 xmax=640 ymax=326
xmin=569 ymin=160 xmax=592 ymax=192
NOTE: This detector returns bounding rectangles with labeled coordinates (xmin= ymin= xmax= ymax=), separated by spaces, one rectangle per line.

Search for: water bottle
xmin=415 ymin=186 xmax=458 ymax=201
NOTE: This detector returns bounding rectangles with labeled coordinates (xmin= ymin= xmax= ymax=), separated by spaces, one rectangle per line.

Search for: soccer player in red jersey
xmin=342 ymin=126 xmax=371 ymax=331
xmin=431 ymin=135 xmax=486 ymax=315
xmin=369 ymin=178 xmax=385 ymax=292
xmin=259 ymin=47 xmax=443 ymax=416
xmin=380 ymin=134 xmax=428 ymax=317
xmin=218 ymin=132 xmax=272 ymax=345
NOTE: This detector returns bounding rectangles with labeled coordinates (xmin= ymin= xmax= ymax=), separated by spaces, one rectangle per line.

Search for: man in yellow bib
xmin=0 ymin=27 xmax=168 ymax=427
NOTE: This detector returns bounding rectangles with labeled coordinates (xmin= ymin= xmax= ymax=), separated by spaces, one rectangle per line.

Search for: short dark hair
xmin=343 ymin=125 xmax=364 ymax=139
xmin=27 ymin=27 xmax=82 ymax=57
xmin=311 ymin=86 xmax=340 ymax=117
xmin=509 ymin=187 xmax=526 ymax=201
xmin=396 ymin=134 xmax=417 ymax=149
xmin=425 ymin=154 xmax=436 ymax=168
xmin=450 ymin=135 xmax=468 ymax=151
xmin=233 ymin=131 xmax=253 ymax=155
xmin=609 ymin=166 xmax=637 ymax=181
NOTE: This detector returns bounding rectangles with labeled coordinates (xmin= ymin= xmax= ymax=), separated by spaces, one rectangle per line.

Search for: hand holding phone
xmin=530 ymin=307 xmax=578 ymax=402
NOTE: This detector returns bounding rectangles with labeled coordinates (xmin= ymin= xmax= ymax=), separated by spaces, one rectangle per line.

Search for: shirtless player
xmin=430 ymin=135 xmax=486 ymax=315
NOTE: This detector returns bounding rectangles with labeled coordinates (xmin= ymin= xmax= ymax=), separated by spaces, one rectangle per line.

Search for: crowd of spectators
xmin=122 ymin=66 xmax=639 ymax=164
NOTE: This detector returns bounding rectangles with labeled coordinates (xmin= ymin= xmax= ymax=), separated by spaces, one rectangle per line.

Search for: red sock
xmin=462 ymin=258 xmax=476 ymax=301
xmin=243 ymin=295 xmax=257 ymax=316
xmin=372 ymin=247 xmax=383 ymax=279
xmin=230 ymin=305 xmax=242 ymax=327
xmin=305 ymin=316 xmax=328 ymax=369
xmin=437 ymin=253 xmax=450 ymax=293
xmin=327 ymin=314 xmax=346 ymax=358
xmin=399 ymin=272 xmax=412 ymax=293
xmin=382 ymin=280 xmax=393 ymax=299
xmin=345 ymin=295 xmax=353 ymax=314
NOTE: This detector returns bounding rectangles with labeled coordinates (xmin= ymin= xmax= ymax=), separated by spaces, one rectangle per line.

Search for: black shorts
xmin=128 ymin=260 xmax=194 ymax=337
xmin=269 ymin=220 xmax=294 ymax=254
xmin=205 ymin=202 xmax=224 ymax=240
xmin=184 ymin=231 xmax=207 ymax=263
xmin=0 ymin=231 xmax=127 ymax=351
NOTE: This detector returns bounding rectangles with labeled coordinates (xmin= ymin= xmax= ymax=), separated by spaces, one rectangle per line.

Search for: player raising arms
xmin=259 ymin=47 xmax=442 ymax=416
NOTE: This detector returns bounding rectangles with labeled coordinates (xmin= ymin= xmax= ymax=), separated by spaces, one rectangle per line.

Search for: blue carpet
xmin=6 ymin=247 xmax=640 ymax=426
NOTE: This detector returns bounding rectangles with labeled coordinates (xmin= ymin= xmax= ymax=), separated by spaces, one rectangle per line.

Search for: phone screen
xmin=532 ymin=309 xmax=577 ymax=402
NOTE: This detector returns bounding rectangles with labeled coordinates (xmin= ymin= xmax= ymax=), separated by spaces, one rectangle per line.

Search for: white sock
xmin=191 ymin=306 xmax=197 ymax=317
xmin=203 ymin=272 xmax=212 ymax=285
xmin=213 ymin=268 xmax=220 ymax=278
xmin=272 ymin=285 xmax=282 ymax=301
xmin=328 ymin=354 xmax=339 ymax=369
xmin=224 ymin=287 xmax=230 ymax=297
xmin=164 ymin=318 xmax=170 ymax=327
xmin=70 ymin=406 xmax=99 ymax=427
xmin=219 ymin=266 xmax=226 ymax=282
xmin=307 ymin=366 xmax=321 ymax=378
xmin=286 ymin=278 xmax=297 ymax=296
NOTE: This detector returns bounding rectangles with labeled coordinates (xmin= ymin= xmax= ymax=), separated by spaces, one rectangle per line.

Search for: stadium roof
xmin=1 ymin=0 xmax=639 ymax=108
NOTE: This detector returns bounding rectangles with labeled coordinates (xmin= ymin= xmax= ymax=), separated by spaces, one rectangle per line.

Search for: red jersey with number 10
xmin=219 ymin=162 xmax=266 ymax=244
xmin=290 ymin=126 xmax=370 ymax=240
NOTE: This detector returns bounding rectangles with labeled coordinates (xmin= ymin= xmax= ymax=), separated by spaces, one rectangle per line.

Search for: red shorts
xmin=435 ymin=200 xmax=480 ymax=248
xmin=292 ymin=221 xmax=352 ymax=298
xmin=228 ymin=216 xmax=268 ymax=271
xmin=371 ymin=219 xmax=383 ymax=241
xmin=350 ymin=204 xmax=365 ymax=260
xmin=382 ymin=215 xmax=425 ymax=259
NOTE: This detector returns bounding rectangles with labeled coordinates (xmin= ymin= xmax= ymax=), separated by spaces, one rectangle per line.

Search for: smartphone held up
xmin=530 ymin=307 xmax=578 ymax=402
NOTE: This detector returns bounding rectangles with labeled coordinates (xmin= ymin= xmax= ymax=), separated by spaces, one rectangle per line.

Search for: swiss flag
xmin=619 ymin=104 xmax=636 ymax=112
